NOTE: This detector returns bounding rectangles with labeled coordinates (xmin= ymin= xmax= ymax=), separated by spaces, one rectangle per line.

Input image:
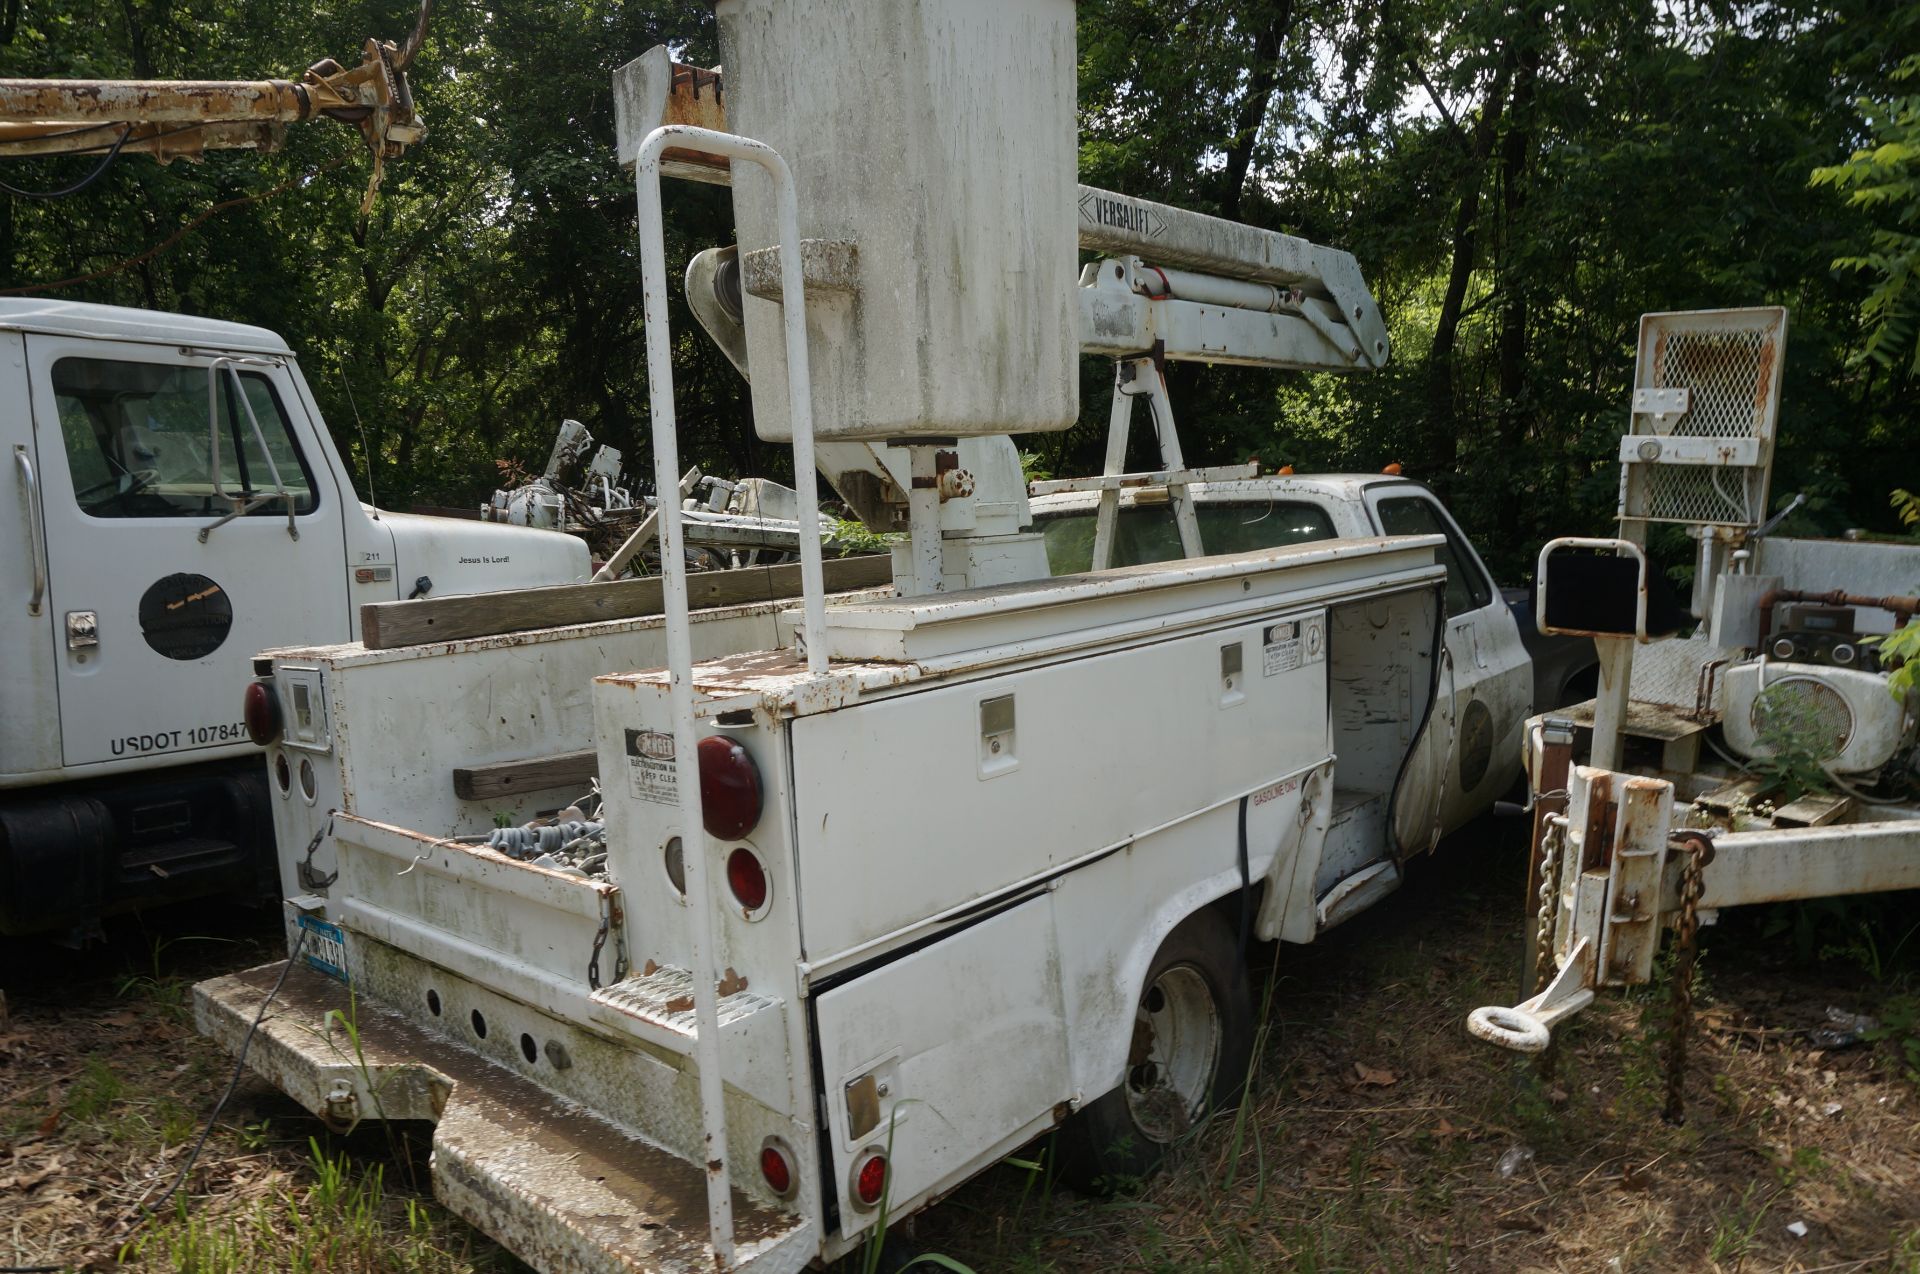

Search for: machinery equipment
xmin=1467 ymin=308 xmax=1920 ymax=1122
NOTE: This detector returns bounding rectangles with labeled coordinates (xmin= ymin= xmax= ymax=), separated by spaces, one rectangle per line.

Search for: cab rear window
xmin=1040 ymin=500 xmax=1335 ymax=575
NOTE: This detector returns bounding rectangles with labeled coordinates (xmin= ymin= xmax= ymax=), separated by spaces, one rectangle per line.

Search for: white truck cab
xmin=1032 ymin=475 xmax=1534 ymax=833
xmin=1 ymin=298 xmax=588 ymax=936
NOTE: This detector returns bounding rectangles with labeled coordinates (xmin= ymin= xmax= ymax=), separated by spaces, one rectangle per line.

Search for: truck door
xmin=1364 ymin=485 xmax=1530 ymax=838
xmin=25 ymin=337 xmax=349 ymax=771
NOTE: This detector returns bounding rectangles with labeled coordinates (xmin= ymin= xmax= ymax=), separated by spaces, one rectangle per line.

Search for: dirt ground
xmin=3 ymin=819 xmax=1916 ymax=1273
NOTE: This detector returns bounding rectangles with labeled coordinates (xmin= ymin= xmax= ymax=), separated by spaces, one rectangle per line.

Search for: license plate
xmin=297 ymin=914 xmax=349 ymax=983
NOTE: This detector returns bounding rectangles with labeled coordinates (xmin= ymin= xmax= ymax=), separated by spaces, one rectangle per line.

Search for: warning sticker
xmin=1262 ymin=613 xmax=1326 ymax=677
xmin=626 ymin=728 xmax=679 ymax=806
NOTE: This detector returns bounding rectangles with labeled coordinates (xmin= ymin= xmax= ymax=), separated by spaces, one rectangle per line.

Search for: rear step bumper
xmin=195 ymin=962 xmax=814 ymax=1274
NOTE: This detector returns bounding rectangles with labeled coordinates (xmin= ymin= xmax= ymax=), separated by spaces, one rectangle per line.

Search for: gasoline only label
xmin=626 ymin=729 xmax=679 ymax=806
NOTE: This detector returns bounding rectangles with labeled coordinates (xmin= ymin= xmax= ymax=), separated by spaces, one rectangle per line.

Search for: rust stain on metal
xmin=1754 ymin=336 xmax=1777 ymax=413
xmin=716 ymin=967 xmax=748 ymax=997
xmin=660 ymin=61 xmax=729 ymax=171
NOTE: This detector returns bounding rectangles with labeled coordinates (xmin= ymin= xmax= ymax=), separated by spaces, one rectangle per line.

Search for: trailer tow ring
xmin=1466 ymin=1004 xmax=1552 ymax=1053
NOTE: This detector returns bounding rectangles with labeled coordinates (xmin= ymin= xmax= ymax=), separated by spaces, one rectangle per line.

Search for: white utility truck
xmin=195 ymin=6 xmax=1533 ymax=1270
xmin=1466 ymin=307 xmax=1920 ymax=1123
xmin=0 ymin=301 xmax=590 ymax=937
xmin=0 ymin=19 xmax=595 ymax=937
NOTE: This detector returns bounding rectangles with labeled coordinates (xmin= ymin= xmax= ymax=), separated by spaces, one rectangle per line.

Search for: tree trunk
xmin=1424 ymin=60 xmax=1513 ymax=475
xmin=117 ymin=0 xmax=154 ymax=77
xmin=1217 ymin=2 xmax=1296 ymax=221
xmin=1494 ymin=20 xmax=1540 ymax=543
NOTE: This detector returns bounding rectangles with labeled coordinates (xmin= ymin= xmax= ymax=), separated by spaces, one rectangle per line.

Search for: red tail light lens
xmin=243 ymin=680 xmax=281 ymax=745
xmin=698 ymin=736 xmax=763 ymax=839
xmin=851 ymin=1149 xmax=887 ymax=1209
xmin=726 ymin=847 xmax=769 ymax=913
xmin=760 ymin=1140 xmax=796 ymax=1198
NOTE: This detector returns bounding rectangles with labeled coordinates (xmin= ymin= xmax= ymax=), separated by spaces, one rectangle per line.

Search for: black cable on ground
xmin=141 ymin=928 xmax=310 ymax=1217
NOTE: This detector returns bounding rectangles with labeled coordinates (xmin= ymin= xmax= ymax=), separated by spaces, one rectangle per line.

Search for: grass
xmin=7 ymin=830 xmax=1920 ymax=1273
xmin=120 ymin=1139 xmax=506 ymax=1273
xmin=1704 ymin=1182 xmax=1772 ymax=1266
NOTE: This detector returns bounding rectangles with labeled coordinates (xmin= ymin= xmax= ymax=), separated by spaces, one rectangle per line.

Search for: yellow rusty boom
xmin=0 ymin=4 xmax=427 ymax=205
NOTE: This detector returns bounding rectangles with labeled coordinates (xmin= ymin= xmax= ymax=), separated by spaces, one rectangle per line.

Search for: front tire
xmin=1055 ymin=907 xmax=1254 ymax=1191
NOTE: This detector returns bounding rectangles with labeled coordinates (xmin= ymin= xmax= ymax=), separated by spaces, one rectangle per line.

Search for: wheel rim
xmin=1124 ymin=963 xmax=1221 ymax=1142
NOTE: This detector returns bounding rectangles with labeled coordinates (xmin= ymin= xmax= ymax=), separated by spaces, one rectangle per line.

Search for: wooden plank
xmin=453 ymin=749 xmax=599 ymax=802
xmin=361 ymin=552 xmax=893 ymax=651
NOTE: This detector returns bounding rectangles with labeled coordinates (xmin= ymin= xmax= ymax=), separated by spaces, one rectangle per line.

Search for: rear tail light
xmin=243 ymin=680 xmax=281 ymax=745
xmin=697 ymin=735 xmax=763 ymax=839
xmin=760 ymin=1138 xmax=798 ymax=1199
xmin=849 ymin=1148 xmax=888 ymax=1210
xmin=726 ymin=847 xmax=769 ymax=914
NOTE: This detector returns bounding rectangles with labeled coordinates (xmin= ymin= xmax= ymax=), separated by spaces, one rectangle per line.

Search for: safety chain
xmin=1531 ymin=815 xmax=1568 ymax=995
xmin=295 ymin=811 xmax=338 ymax=892
xmin=588 ymin=892 xmax=628 ymax=990
xmin=1663 ymin=832 xmax=1716 ymax=1124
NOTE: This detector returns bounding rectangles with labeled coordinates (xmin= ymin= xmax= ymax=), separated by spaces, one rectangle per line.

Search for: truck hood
xmin=380 ymin=510 xmax=590 ymax=598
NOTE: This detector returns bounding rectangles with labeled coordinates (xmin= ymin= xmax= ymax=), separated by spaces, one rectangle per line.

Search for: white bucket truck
xmin=196 ymin=4 xmax=1532 ymax=1269
xmin=0 ymin=301 xmax=590 ymax=937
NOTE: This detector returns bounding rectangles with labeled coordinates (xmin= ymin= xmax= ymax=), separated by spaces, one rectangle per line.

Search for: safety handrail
xmin=632 ymin=121 xmax=828 ymax=1268
xmin=1535 ymin=536 xmax=1649 ymax=643
xmin=13 ymin=444 xmax=45 ymax=616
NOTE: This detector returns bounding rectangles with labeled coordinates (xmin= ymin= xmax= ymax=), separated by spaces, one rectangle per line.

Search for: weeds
xmin=118 ymin=935 xmax=229 ymax=1021
xmin=1705 ymin=1182 xmax=1772 ymax=1266
xmin=120 ymin=1139 xmax=497 ymax=1273
xmin=66 ymin=1055 xmax=125 ymax=1120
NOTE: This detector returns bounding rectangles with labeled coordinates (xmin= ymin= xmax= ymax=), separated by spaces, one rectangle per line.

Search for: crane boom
xmin=0 ymin=37 xmax=424 ymax=165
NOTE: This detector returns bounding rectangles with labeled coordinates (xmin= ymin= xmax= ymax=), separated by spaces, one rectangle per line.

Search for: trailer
xmin=194 ymin=5 xmax=1536 ymax=1268
xmin=1466 ymin=307 xmax=1920 ymax=1122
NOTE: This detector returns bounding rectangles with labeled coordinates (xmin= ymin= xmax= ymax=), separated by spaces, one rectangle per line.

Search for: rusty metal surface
xmin=0 ymin=28 xmax=423 ymax=162
xmin=0 ymin=78 xmax=310 ymax=124
xmin=196 ymin=962 xmax=812 ymax=1274
xmin=1554 ymin=696 xmax=1710 ymax=743
xmin=0 ymin=119 xmax=282 ymax=159
xmin=1598 ymin=776 xmax=1673 ymax=986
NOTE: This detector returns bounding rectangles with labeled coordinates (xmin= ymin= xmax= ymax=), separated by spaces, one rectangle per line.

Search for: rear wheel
xmin=1056 ymin=907 xmax=1254 ymax=1191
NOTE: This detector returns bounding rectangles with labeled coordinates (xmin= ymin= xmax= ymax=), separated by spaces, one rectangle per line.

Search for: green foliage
xmin=2 ymin=0 xmax=1916 ymax=570
xmin=824 ymin=515 xmax=902 ymax=556
xmin=1882 ymin=619 xmax=1920 ymax=705
xmin=1895 ymin=488 xmax=1920 ymax=531
xmin=1873 ymin=994 xmax=1920 ymax=1085
xmin=1747 ymin=683 xmax=1839 ymax=802
xmin=121 ymin=1138 xmax=496 ymax=1272
xmin=1812 ymin=3 xmax=1920 ymax=374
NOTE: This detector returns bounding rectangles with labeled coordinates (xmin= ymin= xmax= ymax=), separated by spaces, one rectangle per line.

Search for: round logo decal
xmin=1458 ymin=697 xmax=1495 ymax=792
xmin=138 ymin=572 xmax=233 ymax=661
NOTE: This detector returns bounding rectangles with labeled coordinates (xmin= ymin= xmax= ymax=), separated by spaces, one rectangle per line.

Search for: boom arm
xmin=0 ymin=5 xmax=427 ymax=203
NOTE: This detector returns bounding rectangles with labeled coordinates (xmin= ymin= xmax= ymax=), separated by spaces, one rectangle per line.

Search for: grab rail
xmin=13 ymin=444 xmax=45 ymax=616
xmin=633 ymin=121 xmax=828 ymax=1268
